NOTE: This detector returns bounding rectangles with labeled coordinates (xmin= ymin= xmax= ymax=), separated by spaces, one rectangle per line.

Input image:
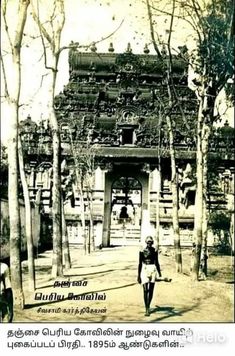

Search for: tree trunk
xmin=192 ymin=88 xmax=215 ymax=281
xmin=18 ymin=137 xmax=35 ymax=291
xmin=87 ymin=221 xmax=91 ymax=254
xmin=155 ymin=132 xmax=162 ymax=249
xmin=164 ymin=12 xmax=182 ymax=272
xmin=166 ymin=115 xmax=182 ymax=273
xmin=201 ymin=124 xmax=210 ymax=277
xmin=50 ymin=84 xmax=63 ymax=277
xmin=202 ymin=189 xmax=208 ymax=277
xmin=88 ymin=194 xmax=95 ymax=252
xmin=31 ymin=2 xmax=65 ymax=279
xmin=61 ymin=199 xmax=71 ymax=270
xmin=230 ymin=212 xmax=234 ymax=267
xmin=34 ymin=188 xmax=42 ymax=258
xmin=8 ymin=105 xmax=24 ymax=309
xmin=49 ymin=63 xmax=63 ymax=278
xmin=79 ymin=183 xmax=87 ymax=254
xmin=69 ymin=134 xmax=87 ymax=254
xmin=155 ymin=181 xmax=160 ymax=249
xmin=6 ymin=0 xmax=30 ymax=308
xmin=51 ymin=117 xmax=63 ymax=278
xmin=192 ymin=99 xmax=204 ymax=281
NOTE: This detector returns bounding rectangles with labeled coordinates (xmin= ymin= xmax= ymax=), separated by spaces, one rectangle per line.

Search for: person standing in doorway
xmin=137 ymin=236 xmax=161 ymax=316
xmin=119 ymin=206 xmax=129 ymax=219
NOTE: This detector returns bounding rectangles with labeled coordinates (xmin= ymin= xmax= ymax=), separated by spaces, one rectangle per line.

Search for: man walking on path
xmin=137 ymin=236 xmax=162 ymax=316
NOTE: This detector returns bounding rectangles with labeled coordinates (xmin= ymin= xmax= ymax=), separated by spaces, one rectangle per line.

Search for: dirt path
xmin=15 ymin=246 xmax=234 ymax=323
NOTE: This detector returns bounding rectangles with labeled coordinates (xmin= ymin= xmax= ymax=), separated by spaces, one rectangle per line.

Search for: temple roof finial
xmin=143 ymin=44 xmax=150 ymax=54
xmin=90 ymin=42 xmax=97 ymax=52
xmin=161 ymin=44 xmax=167 ymax=57
xmin=125 ymin=42 xmax=132 ymax=54
xmin=108 ymin=42 xmax=114 ymax=52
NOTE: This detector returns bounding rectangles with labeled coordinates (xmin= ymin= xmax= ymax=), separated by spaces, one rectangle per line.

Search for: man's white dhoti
xmin=140 ymin=264 xmax=157 ymax=284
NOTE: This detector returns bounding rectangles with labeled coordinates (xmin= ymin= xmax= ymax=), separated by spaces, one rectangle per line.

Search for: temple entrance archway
xmin=110 ymin=176 xmax=142 ymax=245
xmin=111 ymin=176 xmax=142 ymax=223
xmin=102 ymin=165 xmax=150 ymax=247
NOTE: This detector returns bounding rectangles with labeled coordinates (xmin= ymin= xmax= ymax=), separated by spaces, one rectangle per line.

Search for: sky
xmin=1 ymin=0 xmax=233 ymax=143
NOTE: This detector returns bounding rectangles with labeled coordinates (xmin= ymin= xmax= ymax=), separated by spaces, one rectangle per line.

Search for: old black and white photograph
xmin=0 ymin=0 xmax=234 ymax=331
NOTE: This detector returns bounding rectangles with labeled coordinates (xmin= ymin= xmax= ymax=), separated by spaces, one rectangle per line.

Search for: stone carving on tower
xmin=18 ymin=43 xmax=235 ymax=248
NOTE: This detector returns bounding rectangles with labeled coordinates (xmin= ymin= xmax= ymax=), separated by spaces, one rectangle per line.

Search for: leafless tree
xmin=61 ymin=198 xmax=71 ymax=270
xmin=69 ymin=133 xmax=96 ymax=254
xmin=31 ymin=0 xmax=66 ymax=278
xmin=1 ymin=0 xmax=31 ymax=308
xmin=145 ymin=0 xmax=234 ymax=279
xmin=31 ymin=0 xmax=125 ymax=273
xmin=18 ymin=136 xmax=35 ymax=291
xmin=181 ymin=0 xmax=234 ymax=280
xmin=146 ymin=0 xmax=182 ymax=272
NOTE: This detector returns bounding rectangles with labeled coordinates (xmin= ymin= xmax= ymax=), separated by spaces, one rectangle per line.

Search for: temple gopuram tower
xmin=20 ymin=43 xmax=235 ymax=248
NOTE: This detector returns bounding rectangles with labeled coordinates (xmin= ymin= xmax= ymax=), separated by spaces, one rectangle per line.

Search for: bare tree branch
xmin=49 ymin=0 xmax=57 ymax=41
xmin=0 ymin=51 xmax=10 ymax=99
xmin=166 ymin=0 xmax=175 ymax=64
xmin=57 ymin=18 xmax=125 ymax=56
xmin=148 ymin=0 xmax=202 ymax=45
xmin=39 ymin=30 xmax=55 ymax=71
xmin=190 ymin=0 xmax=204 ymax=29
xmin=30 ymin=0 xmax=55 ymax=71
xmin=2 ymin=0 xmax=14 ymax=55
xmin=14 ymin=0 xmax=30 ymax=50
xmin=146 ymin=0 xmax=162 ymax=58
xmin=31 ymin=0 xmax=53 ymax=48
xmin=53 ymin=0 xmax=65 ymax=58
xmin=24 ymin=72 xmax=50 ymax=103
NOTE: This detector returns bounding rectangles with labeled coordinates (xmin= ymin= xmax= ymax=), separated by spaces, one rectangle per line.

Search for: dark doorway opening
xmin=110 ymin=176 xmax=142 ymax=243
xmin=122 ymin=129 xmax=133 ymax=144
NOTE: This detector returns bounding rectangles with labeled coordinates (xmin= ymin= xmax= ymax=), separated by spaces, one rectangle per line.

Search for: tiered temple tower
xmin=19 ymin=43 xmax=235 ymax=247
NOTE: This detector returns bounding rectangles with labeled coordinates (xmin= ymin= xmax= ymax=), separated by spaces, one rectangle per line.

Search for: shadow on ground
xmin=150 ymin=303 xmax=200 ymax=322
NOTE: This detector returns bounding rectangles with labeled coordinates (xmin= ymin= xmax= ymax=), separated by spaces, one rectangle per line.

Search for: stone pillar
xmin=43 ymin=168 xmax=50 ymax=188
xmin=29 ymin=166 xmax=35 ymax=187
xmin=94 ymin=166 xmax=104 ymax=190
xmin=94 ymin=222 xmax=103 ymax=247
xmin=141 ymin=173 xmax=149 ymax=207
xmin=33 ymin=189 xmax=41 ymax=247
xmin=102 ymin=172 xmax=112 ymax=247
xmin=151 ymin=168 xmax=161 ymax=192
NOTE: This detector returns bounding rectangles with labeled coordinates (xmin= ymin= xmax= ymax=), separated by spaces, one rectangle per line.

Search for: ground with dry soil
xmin=14 ymin=245 xmax=234 ymax=323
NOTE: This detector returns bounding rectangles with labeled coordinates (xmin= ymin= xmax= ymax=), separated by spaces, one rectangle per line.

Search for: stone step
xmin=110 ymin=238 xmax=141 ymax=246
xmin=110 ymin=227 xmax=141 ymax=231
xmin=110 ymin=225 xmax=141 ymax=243
xmin=110 ymin=229 xmax=140 ymax=237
